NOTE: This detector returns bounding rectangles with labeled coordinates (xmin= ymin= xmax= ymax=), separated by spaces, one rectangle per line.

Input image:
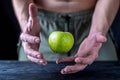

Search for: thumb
xmin=95 ymin=33 xmax=107 ymax=43
xmin=29 ymin=3 xmax=38 ymax=19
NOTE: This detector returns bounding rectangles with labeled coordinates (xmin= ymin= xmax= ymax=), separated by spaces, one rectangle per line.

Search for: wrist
xmin=89 ymin=26 xmax=109 ymax=36
xmin=88 ymin=32 xmax=107 ymax=43
xmin=19 ymin=19 xmax=28 ymax=32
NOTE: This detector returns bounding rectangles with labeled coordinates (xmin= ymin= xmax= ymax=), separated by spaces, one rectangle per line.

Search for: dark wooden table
xmin=0 ymin=60 xmax=120 ymax=80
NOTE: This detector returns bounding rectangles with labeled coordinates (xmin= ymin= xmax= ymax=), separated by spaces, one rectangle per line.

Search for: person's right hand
xmin=20 ymin=3 xmax=47 ymax=65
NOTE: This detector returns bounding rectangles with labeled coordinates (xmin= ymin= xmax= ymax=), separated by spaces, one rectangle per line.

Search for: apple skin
xmin=48 ymin=31 xmax=74 ymax=53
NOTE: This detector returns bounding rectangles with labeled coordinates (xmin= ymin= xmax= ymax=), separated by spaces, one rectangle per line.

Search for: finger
xmin=25 ymin=48 xmax=42 ymax=59
xmin=75 ymin=53 xmax=98 ymax=65
xmin=20 ymin=33 xmax=40 ymax=44
xmin=61 ymin=64 xmax=87 ymax=74
xmin=22 ymin=41 xmax=47 ymax=65
xmin=27 ymin=55 xmax=47 ymax=65
xmin=22 ymin=42 xmax=42 ymax=58
xmin=29 ymin=3 xmax=38 ymax=19
xmin=56 ymin=56 xmax=75 ymax=64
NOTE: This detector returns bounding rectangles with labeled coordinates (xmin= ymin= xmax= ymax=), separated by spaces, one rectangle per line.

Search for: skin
xmin=12 ymin=0 xmax=119 ymax=74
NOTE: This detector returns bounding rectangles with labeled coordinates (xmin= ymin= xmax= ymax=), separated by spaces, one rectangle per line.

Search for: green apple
xmin=48 ymin=31 xmax=74 ymax=53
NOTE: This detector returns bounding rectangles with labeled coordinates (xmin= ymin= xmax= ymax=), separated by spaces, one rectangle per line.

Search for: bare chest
xmin=34 ymin=0 xmax=96 ymax=13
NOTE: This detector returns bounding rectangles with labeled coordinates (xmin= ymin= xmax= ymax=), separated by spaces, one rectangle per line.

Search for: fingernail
xmin=39 ymin=60 xmax=43 ymax=63
xmin=39 ymin=60 xmax=47 ymax=65
xmin=61 ymin=69 xmax=66 ymax=74
xmin=56 ymin=60 xmax=59 ymax=64
xmin=36 ymin=55 xmax=40 ymax=58
xmin=35 ymin=38 xmax=40 ymax=43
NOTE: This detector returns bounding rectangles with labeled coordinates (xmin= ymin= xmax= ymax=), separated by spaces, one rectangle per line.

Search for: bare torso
xmin=34 ymin=0 xmax=97 ymax=13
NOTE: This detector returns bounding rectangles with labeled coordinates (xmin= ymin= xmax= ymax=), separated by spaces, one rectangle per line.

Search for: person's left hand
xmin=56 ymin=32 xmax=107 ymax=74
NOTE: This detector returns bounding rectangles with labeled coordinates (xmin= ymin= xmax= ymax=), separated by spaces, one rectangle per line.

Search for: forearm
xmin=12 ymin=0 xmax=33 ymax=31
xmin=90 ymin=0 xmax=119 ymax=36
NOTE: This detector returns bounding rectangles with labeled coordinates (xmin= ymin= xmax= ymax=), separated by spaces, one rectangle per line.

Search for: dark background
xmin=111 ymin=8 xmax=120 ymax=59
xmin=0 ymin=0 xmax=119 ymax=60
xmin=0 ymin=0 xmax=20 ymax=60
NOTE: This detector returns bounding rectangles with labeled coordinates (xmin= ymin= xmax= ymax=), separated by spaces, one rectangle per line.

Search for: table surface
xmin=0 ymin=61 xmax=120 ymax=80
